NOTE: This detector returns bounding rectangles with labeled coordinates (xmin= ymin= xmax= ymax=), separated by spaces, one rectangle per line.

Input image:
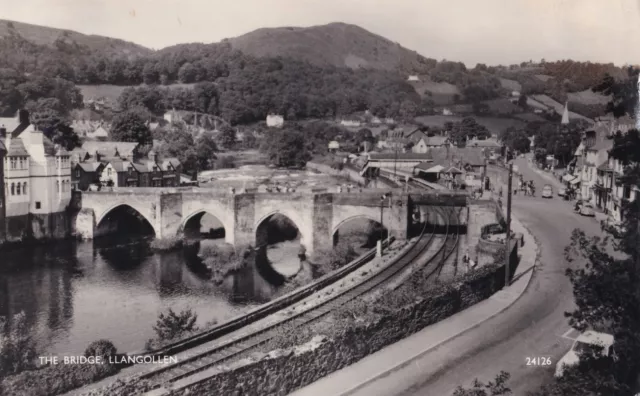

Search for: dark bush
xmin=84 ymin=339 xmax=118 ymax=360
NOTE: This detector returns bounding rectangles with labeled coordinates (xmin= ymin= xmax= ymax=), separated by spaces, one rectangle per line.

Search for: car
xmin=555 ymin=331 xmax=615 ymax=377
xmin=542 ymin=184 xmax=553 ymax=198
xmin=578 ymin=202 xmax=595 ymax=217
xmin=558 ymin=187 xmax=566 ymax=197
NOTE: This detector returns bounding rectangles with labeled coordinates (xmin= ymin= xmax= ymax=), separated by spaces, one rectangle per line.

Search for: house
xmin=328 ymin=141 xmax=340 ymax=153
xmin=577 ymin=125 xmax=614 ymax=205
xmin=86 ymin=125 xmax=109 ymax=140
xmin=412 ymin=136 xmax=450 ymax=153
xmin=77 ymin=141 xmax=138 ymax=163
xmin=442 ymin=108 xmax=453 ymax=116
xmin=266 ymin=114 xmax=284 ymax=128
xmin=340 ymin=118 xmax=362 ymax=127
xmin=0 ymin=110 xmax=72 ymax=241
xmin=99 ymin=151 xmax=181 ymax=188
xmin=511 ymin=91 xmax=521 ymax=97
xmin=415 ymin=146 xmax=487 ymax=189
xmin=407 ymin=75 xmax=420 ymax=81
xmin=370 ymin=117 xmax=382 ymax=125
xmin=72 ymin=162 xmax=104 ymax=191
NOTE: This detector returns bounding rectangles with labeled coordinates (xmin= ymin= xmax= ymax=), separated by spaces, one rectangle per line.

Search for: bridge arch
xmin=254 ymin=210 xmax=310 ymax=251
xmin=331 ymin=214 xmax=387 ymax=247
xmin=179 ymin=209 xmax=233 ymax=244
xmin=95 ymin=203 xmax=158 ymax=237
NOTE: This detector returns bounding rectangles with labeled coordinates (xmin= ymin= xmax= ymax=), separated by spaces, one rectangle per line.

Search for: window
xmin=153 ymin=166 xmax=158 ymax=172
xmin=4 ymin=183 xmax=7 ymax=196
xmin=623 ymin=186 xmax=631 ymax=199
xmin=35 ymin=202 xmax=41 ymax=209
xmin=57 ymin=181 xmax=60 ymax=192
xmin=16 ymin=183 xmax=20 ymax=195
xmin=76 ymin=169 xmax=81 ymax=178
xmin=107 ymin=168 xmax=112 ymax=176
xmin=19 ymin=158 xmax=23 ymax=169
xmin=23 ymin=182 xmax=26 ymax=195
xmin=10 ymin=183 xmax=14 ymax=195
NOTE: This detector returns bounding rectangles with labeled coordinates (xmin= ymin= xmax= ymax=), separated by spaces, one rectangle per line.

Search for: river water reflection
xmin=0 ymin=236 xmax=281 ymax=357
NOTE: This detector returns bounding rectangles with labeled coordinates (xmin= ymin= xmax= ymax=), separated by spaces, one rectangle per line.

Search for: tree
xmin=26 ymin=98 xmax=81 ymax=150
xmin=218 ymin=124 xmax=237 ymax=150
xmin=242 ymin=132 xmax=258 ymax=149
xmin=517 ymin=94 xmax=528 ymax=109
xmin=355 ymin=128 xmax=374 ymax=145
xmin=450 ymin=117 xmax=490 ymax=146
xmin=110 ymin=109 xmax=152 ymax=146
xmin=499 ymin=127 xmax=530 ymax=154
xmin=261 ymin=128 xmax=311 ymax=168
xmin=0 ymin=312 xmax=38 ymax=376
xmin=592 ymin=67 xmax=639 ymax=119
xmin=152 ymin=308 xmax=198 ymax=341
xmin=452 ymin=371 xmax=511 ymax=396
xmin=399 ymin=99 xmax=418 ymax=121
xmin=195 ymin=131 xmax=218 ymax=170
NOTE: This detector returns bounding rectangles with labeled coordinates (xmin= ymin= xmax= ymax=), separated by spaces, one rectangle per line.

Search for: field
xmin=78 ymin=83 xmax=196 ymax=102
xmin=410 ymin=77 xmax=459 ymax=105
xmin=481 ymin=98 xmax=521 ymax=115
xmin=531 ymin=94 xmax=593 ymax=122
xmin=414 ymin=115 xmax=526 ymax=135
xmin=499 ymin=78 xmax=522 ymax=92
xmin=514 ymin=113 xmax=546 ymax=122
xmin=534 ymin=74 xmax=553 ymax=82
xmin=568 ymin=89 xmax=611 ymax=106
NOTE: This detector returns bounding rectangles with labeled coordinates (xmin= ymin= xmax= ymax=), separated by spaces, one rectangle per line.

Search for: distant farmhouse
xmin=266 ymin=114 xmax=284 ymax=128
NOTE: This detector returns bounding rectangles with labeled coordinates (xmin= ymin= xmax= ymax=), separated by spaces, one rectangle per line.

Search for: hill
xmin=0 ymin=19 xmax=151 ymax=57
xmin=227 ymin=22 xmax=437 ymax=75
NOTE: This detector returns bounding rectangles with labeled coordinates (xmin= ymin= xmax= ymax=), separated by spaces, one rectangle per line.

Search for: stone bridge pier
xmin=73 ymin=188 xmax=466 ymax=255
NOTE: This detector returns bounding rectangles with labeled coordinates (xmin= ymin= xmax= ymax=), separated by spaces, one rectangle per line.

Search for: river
xmin=0 ymin=214 xmax=377 ymax=358
xmin=0 ymin=236 xmax=289 ymax=357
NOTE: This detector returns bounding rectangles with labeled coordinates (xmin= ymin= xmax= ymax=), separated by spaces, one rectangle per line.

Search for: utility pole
xmin=393 ymin=144 xmax=399 ymax=180
xmin=504 ymin=162 xmax=513 ymax=288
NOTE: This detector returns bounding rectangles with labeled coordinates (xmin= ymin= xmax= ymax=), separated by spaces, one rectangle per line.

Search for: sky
xmin=1 ymin=0 xmax=640 ymax=66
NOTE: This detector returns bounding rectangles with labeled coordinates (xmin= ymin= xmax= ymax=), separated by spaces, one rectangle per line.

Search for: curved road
xmin=347 ymin=157 xmax=604 ymax=396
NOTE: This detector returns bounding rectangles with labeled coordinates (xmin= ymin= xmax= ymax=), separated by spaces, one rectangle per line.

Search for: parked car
xmin=577 ymin=202 xmax=596 ymax=217
xmin=555 ymin=331 xmax=615 ymax=377
xmin=542 ymin=184 xmax=553 ymax=198
xmin=558 ymin=187 xmax=566 ymax=197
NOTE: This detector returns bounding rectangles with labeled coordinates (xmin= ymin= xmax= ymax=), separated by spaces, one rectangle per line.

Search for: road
xmin=347 ymin=157 xmax=605 ymax=396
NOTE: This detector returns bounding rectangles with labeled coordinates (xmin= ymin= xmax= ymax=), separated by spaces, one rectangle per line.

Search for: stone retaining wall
xmin=166 ymin=255 xmax=517 ymax=396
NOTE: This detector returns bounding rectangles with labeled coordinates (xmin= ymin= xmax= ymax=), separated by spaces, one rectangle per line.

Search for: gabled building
xmin=0 ymin=110 xmax=72 ymax=241
xmin=266 ymin=114 xmax=284 ymax=128
xmin=72 ymin=162 xmax=105 ymax=191
xmin=99 ymin=151 xmax=181 ymax=188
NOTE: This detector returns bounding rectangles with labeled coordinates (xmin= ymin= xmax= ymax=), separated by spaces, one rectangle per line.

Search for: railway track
xmin=140 ymin=205 xmax=452 ymax=391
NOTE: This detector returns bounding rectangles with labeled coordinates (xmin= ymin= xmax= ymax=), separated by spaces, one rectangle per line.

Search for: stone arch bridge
xmin=73 ymin=188 xmax=467 ymax=254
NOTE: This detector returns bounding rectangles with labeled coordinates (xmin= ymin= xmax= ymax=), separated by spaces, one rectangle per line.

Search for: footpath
xmin=289 ymin=203 xmax=539 ymax=396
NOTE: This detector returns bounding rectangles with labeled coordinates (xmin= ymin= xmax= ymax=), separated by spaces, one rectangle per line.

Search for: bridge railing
xmin=130 ymin=237 xmax=394 ymax=359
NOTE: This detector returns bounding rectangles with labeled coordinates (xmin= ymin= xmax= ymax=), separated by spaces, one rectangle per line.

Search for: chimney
xmin=17 ymin=109 xmax=29 ymax=125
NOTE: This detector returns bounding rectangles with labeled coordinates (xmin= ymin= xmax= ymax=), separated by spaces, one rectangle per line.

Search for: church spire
xmin=561 ymin=101 xmax=570 ymax=125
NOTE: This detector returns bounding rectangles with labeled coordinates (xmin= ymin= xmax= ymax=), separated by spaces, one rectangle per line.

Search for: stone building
xmin=0 ymin=110 xmax=72 ymax=242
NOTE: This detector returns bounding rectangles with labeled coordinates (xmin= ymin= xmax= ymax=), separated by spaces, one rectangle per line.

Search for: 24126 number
xmin=526 ymin=357 xmax=552 ymax=366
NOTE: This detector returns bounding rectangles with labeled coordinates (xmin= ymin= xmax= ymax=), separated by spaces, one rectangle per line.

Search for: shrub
xmin=309 ymin=243 xmax=359 ymax=277
xmin=84 ymin=340 xmax=118 ymax=360
xmin=0 ymin=339 xmax=119 ymax=396
xmin=0 ymin=363 xmax=119 ymax=396
xmin=200 ymin=243 xmax=253 ymax=283
xmin=78 ymin=377 xmax=154 ymax=396
xmin=152 ymin=308 xmax=198 ymax=342
xmin=0 ymin=311 xmax=37 ymax=377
